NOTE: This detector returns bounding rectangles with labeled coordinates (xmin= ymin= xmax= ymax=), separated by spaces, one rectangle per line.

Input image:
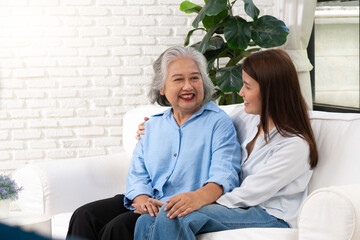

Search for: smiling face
xmin=160 ymin=57 xmax=204 ymax=117
xmin=239 ymin=70 xmax=262 ymax=115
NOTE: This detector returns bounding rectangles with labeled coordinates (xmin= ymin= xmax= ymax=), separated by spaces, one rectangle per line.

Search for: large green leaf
xmin=191 ymin=35 xmax=224 ymax=53
xmin=180 ymin=1 xmax=202 ymax=13
xmin=197 ymin=22 xmax=224 ymax=53
xmin=192 ymin=4 xmax=207 ymax=28
xmin=202 ymin=9 xmax=228 ymax=29
xmin=251 ymin=15 xmax=289 ymax=48
xmin=203 ymin=36 xmax=227 ymax=71
xmin=216 ymin=65 xmax=243 ymax=92
xmin=193 ymin=0 xmax=227 ymax=28
xmin=243 ymin=0 xmax=260 ymax=20
xmin=205 ymin=0 xmax=227 ymax=16
xmin=198 ymin=30 xmax=214 ymax=54
xmin=224 ymin=16 xmax=251 ymax=50
xmin=205 ymin=35 xmax=225 ymax=51
xmin=184 ymin=28 xmax=205 ymax=46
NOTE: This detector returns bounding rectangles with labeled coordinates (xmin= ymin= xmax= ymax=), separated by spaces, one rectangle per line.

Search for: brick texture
xmin=0 ymin=0 xmax=273 ymax=171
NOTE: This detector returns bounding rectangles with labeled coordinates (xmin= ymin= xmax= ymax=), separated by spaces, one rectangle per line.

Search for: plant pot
xmin=0 ymin=199 xmax=10 ymax=219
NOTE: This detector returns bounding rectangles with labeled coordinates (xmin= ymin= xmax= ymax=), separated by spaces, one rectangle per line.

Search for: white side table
xmin=0 ymin=211 xmax=51 ymax=238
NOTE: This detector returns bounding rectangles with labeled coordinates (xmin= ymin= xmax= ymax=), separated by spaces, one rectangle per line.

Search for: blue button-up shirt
xmin=124 ymin=101 xmax=241 ymax=209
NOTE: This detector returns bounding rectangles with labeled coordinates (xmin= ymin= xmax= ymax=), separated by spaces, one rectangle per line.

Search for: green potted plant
xmin=0 ymin=174 xmax=23 ymax=218
xmin=180 ymin=0 xmax=289 ymax=104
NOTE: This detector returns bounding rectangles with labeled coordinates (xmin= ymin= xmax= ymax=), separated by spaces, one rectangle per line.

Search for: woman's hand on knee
xmin=132 ymin=195 xmax=155 ymax=216
xmin=132 ymin=201 xmax=157 ymax=217
xmin=133 ymin=197 xmax=165 ymax=217
xmin=148 ymin=198 xmax=166 ymax=211
xmin=165 ymin=192 xmax=202 ymax=219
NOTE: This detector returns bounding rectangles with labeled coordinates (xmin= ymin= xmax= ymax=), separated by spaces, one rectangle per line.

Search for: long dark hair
xmin=242 ymin=49 xmax=318 ymax=168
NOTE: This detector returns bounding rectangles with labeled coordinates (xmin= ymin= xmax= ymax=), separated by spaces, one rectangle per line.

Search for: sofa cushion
xmin=52 ymin=212 xmax=72 ymax=240
xmin=298 ymin=185 xmax=360 ymax=240
xmin=197 ymin=227 xmax=298 ymax=240
xmin=52 ymin=212 xmax=298 ymax=240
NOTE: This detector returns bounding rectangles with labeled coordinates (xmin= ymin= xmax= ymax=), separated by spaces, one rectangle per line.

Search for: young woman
xmin=134 ymin=48 xmax=318 ymax=240
xmin=66 ymin=46 xmax=241 ymax=240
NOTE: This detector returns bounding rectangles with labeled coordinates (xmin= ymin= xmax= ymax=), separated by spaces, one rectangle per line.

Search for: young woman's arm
xmin=135 ymin=117 xmax=149 ymax=140
xmin=164 ymin=182 xmax=223 ymax=219
xmin=218 ymin=137 xmax=312 ymax=207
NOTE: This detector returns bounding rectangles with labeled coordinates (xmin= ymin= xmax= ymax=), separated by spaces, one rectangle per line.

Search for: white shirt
xmin=216 ymin=107 xmax=313 ymax=228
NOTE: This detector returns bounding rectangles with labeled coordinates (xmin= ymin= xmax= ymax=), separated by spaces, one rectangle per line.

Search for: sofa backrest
xmin=307 ymin=110 xmax=360 ymax=193
xmin=123 ymin=104 xmax=169 ymax=157
xmin=123 ymin=103 xmax=360 ymax=194
xmin=14 ymin=153 xmax=130 ymax=215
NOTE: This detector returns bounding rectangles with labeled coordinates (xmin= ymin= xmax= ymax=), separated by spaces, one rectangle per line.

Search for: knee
xmin=71 ymin=205 xmax=91 ymax=223
xmin=67 ymin=206 xmax=95 ymax=237
xmin=70 ymin=202 xmax=105 ymax=226
xmin=137 ymin=213 xmax=154 ymax=226
xmin=154 ymin=205 xmax=172 ymax=224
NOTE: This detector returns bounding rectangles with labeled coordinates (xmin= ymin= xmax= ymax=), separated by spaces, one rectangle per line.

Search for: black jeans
xmin=67 ymin=194 xmax=140 ymax=240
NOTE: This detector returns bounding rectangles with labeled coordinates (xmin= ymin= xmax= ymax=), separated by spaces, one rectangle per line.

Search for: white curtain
xmin=273 ymin=0 xmax=317 ymax=109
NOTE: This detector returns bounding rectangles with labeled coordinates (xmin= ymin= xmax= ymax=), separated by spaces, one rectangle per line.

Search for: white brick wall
xmin=0 ymin=0 xmax=273 ymax=171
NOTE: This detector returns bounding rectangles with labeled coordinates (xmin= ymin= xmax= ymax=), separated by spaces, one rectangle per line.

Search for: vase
xmin=0 ymin=199 xmax=10 ymax=219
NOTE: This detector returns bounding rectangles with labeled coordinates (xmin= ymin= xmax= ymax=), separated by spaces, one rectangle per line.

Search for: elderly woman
xmin=134 ymin=49 xmax=318 ymax=240
xmin=66 ymin=46 xmax=241 ymax=240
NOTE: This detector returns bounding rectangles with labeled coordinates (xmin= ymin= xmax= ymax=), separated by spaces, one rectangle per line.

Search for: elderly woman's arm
xmin=125 ymin=137 xmax=162 ymax=216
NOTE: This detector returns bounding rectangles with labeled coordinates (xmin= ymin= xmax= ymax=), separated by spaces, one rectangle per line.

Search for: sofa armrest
xmin=298 ymin=184 xmax=360 ymax=240
xmin=13 ymin=153 xmax=131 ymax=217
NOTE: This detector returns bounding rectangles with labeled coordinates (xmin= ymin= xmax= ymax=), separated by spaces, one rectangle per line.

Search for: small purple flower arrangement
xmin=0 ymin=174 xmax=23 ymax=201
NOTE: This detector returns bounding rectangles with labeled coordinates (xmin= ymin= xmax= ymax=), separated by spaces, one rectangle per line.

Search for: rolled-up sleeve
xmin=206 ymin=117 xmax=241 ymax=194
xmin=124 ymin=137 xmax=153 ymax=209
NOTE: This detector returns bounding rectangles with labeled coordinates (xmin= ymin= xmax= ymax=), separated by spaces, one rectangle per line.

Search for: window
xmin=310 ymin=0 xmax=359 ymax=113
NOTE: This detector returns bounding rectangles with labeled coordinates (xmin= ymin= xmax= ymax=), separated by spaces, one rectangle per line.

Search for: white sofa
xmin=13 ymin=103 xmax=360 ymax=240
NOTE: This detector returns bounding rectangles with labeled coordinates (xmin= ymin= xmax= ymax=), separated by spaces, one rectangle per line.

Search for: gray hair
xmin=148 ymin=46 xmax=215 ymax=106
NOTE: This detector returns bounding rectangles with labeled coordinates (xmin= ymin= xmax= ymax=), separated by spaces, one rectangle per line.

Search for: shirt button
xmin=157 ymin=196 xmax=160 ymax=199
xmin=166 ymin=176 xmax=169 ymax=179
xmin=173 ymin=153 xmax=177 ymax=157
